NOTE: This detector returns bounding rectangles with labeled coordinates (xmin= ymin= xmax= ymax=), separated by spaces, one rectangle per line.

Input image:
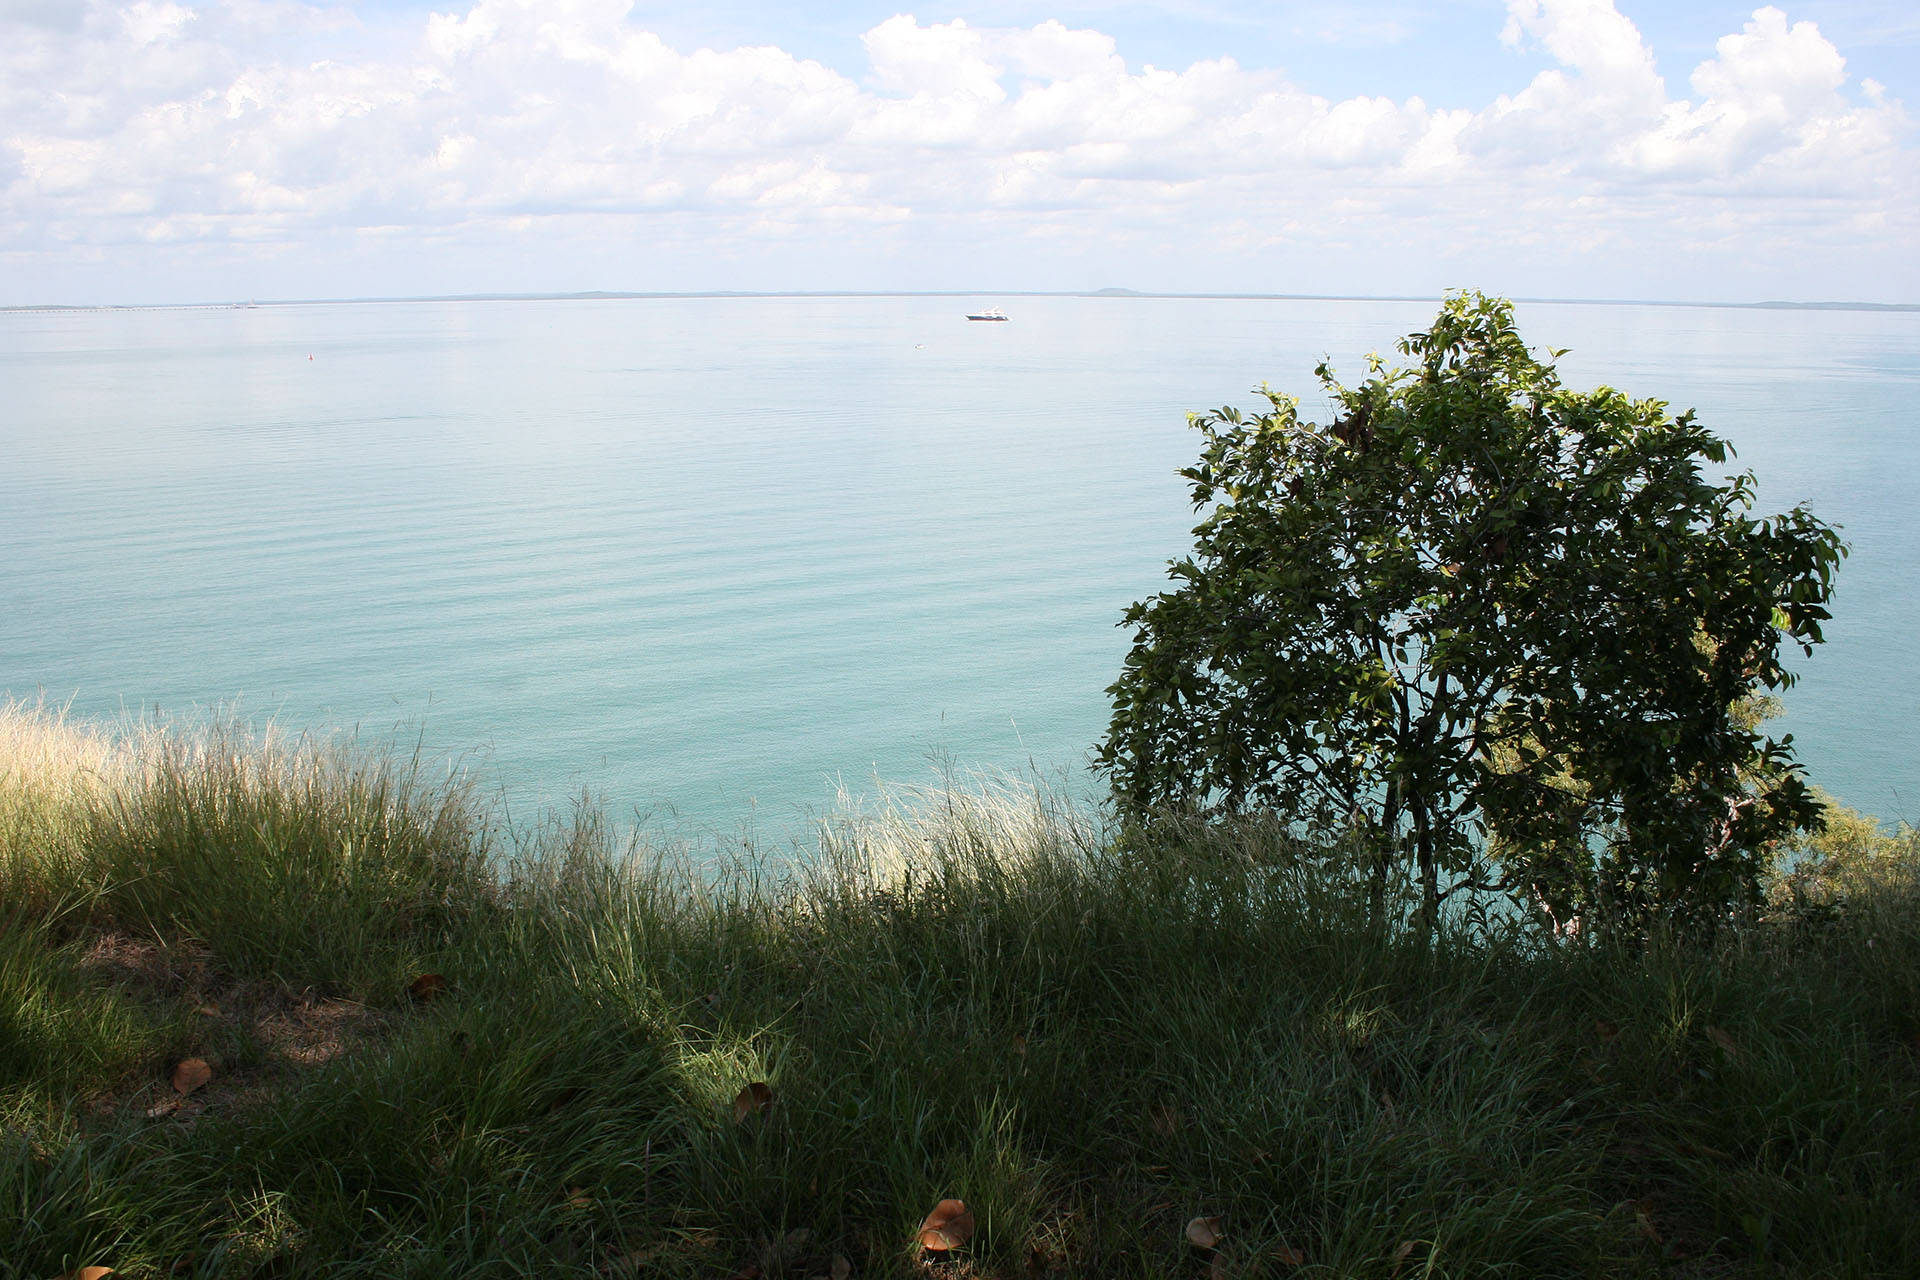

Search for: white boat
xmin=965 ymin=307 xmax=1009 ymax=321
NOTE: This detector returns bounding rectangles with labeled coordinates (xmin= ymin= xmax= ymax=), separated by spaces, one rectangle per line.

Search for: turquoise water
xmin=3 ymin=296 xmax=1915 ymax=835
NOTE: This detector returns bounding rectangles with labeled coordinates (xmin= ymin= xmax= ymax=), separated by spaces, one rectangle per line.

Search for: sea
xmin=3 ymin=294 xmax=1916 ymax=844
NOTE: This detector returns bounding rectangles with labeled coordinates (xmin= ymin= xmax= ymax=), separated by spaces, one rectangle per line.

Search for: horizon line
xmin=5 ymin=288 xmax=1918 ymax=314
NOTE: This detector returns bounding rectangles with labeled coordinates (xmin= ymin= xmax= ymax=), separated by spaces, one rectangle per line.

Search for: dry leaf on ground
xmin=918 ymin=1199 xmax=975 ymax=1251
xmin=1705 ymin=1025 xmax=1740 ymax=1059
xmin=1634 ymin=1199 xmax=1664 ymax=1245
xmin=1389 ymin=1240 xmax=1419 ymax=1277
xmin=171 ymin=1058 xmax=212 ymax=1094
xmin=732 ymin=1081 xmax=774 ymax=1124
xmin=1272 ymin=1244 xmax=1305 ymax=1266
xmin=408 ymin=973 xmax=447 ymax=1002
xmin=1185 ymin=1216 xmax=1224 ymax=1250
xmin=53 ymin=1268 xmax=115 ymax=1280
xmin=1149 ymin=1102 xmax=1183 ymax=1138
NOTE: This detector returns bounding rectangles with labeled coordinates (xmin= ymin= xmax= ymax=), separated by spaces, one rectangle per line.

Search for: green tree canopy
xmin=1098 ymin=292 xmax=1846 ymax=929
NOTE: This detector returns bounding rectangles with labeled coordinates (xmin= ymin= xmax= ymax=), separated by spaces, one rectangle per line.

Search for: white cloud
xmin=863 ymin=15 xmax=1002 ymax=102
xmin=0 ymin=1 xmax=1912 ymax=300
xmin=1625 ymin=5 xmax=1883 ymax=184
xmin=1476 ymin=0 xmax=1668 ymax=167
xmin=1500 ymin=0 xmax=1664 ymax=98
xmin=120 ymin=0 xmax=192 ymax=46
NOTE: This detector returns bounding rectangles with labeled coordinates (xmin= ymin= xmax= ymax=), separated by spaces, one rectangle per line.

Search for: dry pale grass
xmin=0 ymin=698 xmax=131 ymax=819
xmin=0 ymin=699 xmax=143 ymax=909
xmin=808 ymin=771 xmax=1103 ymax=895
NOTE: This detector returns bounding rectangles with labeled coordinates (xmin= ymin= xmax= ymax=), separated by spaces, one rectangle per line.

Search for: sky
xmin=2 ymin=0 xmax=1916 ymax=305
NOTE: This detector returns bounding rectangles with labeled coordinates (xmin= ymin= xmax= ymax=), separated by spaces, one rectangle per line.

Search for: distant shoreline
xmin=5 ymin=289 xmax=1918 ymax=314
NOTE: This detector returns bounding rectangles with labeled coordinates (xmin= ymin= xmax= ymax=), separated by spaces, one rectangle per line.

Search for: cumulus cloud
xmin=1631 ymin=6 xmax=1893 ymax=185
xmin=1472 ymin=1 xmax=1902 ymax=194
xmin=0 ymin=0 xmax=1912 ymax=298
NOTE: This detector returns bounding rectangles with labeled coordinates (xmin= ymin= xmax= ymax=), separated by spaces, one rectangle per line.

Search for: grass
xmin=2 ymin=700 xmax=1917 ymax=1278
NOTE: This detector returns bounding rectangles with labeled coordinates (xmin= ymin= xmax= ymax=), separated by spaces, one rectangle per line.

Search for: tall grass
xmin=2 ymin=705 xmax=1917 ymax=1277
xmin=84 ymin=717 xmax=490 ymax=994
xmin=0 ymin=700 xmax=127 ymax=917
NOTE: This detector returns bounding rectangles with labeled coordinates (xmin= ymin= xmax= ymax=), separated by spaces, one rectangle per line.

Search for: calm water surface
xmin=3 ymin=296 xmax=1915 ymax=837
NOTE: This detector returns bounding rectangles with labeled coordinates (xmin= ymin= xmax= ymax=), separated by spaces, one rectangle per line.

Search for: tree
xmin=1097 ymin=292 xmax=1846 ymax=931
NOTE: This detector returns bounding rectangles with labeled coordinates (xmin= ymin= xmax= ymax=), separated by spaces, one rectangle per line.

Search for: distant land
xmin=4 ymin=289 xmax=1917 ymax=313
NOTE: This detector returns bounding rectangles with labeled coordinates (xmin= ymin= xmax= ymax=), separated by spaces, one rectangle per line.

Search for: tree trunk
xmin=1373 ymin=777 xmax=1401 ymax=929
xmin=1415 ymin=805 xmax=1439 ymax=939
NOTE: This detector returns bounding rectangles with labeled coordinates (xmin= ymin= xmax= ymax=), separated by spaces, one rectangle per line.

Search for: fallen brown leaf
xmin=171 ymin=1057 xmax=212 ymax=1095
xmin=1149 ymin=1102 xmax=1183 ymax=1138
xmin=194 ymin=1003 xmax=220 ymax=1018
xmin=1594 ymin=1019 xmax=1619 ymax=1042
xmin=53 ymin=1268 xmax=115 ymax=1280
xmin=408 ymin=973 xmax=447 ymax=1002
xmin=566 ymin=1186 xmax=593 ymax=1210
xmin=1389 ymin=1240 xmax=1418 ymax=1277
xmin=1206 ymin=1250 xmax=1230 ymax=1280
xmin=1185 ymin=1216 xmax=1224 ymax=1250
xmin=1704 ymin=1025 xmax=1740 ymax=1059
xmin=1272 ymin=1244 xmax=1305 ymax=1267
xmin=732 ymin=1081 xmax=774 ymax=1124
xmin=831 ymin=1253 xmax=852 ymax=1280
xmin=918 ymin=1199 xmax=975 ymax=1251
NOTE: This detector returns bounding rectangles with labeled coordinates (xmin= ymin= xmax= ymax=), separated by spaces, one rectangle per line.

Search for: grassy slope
xmin=2 ymin=703 xmax=1917 ymax=1279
